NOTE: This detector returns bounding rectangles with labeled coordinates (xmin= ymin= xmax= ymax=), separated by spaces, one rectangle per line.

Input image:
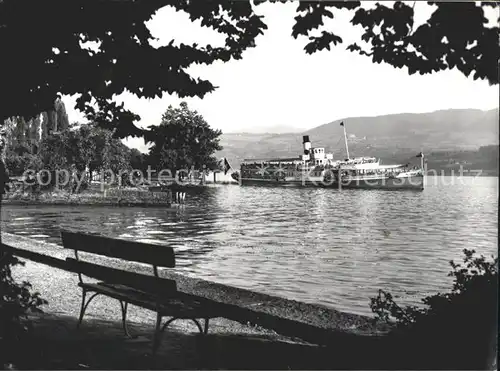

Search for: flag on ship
xmin=416 ymin=152 xmax=424 ymax=158
xmin=222 ymin=157 xmax=231 ymax=174
xmin=340 ymin=122 xmax=344 ymax=126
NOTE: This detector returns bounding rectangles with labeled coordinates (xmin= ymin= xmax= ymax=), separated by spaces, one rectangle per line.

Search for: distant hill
xmin=426 ymin=145 xmax=498 ymax=176
xmin=306 ymin=108 xmax=498 ymax=155
xmin=226 ymin=125 xmax=305 ymax=134
xmin=218 ymin=108 xmax=499 ymax=172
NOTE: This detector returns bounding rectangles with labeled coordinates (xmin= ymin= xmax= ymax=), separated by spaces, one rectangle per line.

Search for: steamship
xmin=237 ymin=122 xmax=425 ymax=190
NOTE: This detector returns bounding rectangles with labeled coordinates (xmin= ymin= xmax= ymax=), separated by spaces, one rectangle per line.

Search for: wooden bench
xmin=60 ymin=230 xmax=218 ymax=353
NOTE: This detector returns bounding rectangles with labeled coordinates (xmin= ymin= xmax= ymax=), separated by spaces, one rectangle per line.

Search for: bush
xmin=370 ymin=249 xmax=498 ymax=369
xmin=1 ymin=160 xmax=48 ymax=368
xmin=0 ymin=254 xmax=48 ymax=368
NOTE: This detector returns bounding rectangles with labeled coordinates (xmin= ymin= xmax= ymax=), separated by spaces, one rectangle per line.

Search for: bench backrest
xmin=61 ymin=230 xmax=177 ymax=295
xmin=61 ymin=230 xmax=175 ymax=268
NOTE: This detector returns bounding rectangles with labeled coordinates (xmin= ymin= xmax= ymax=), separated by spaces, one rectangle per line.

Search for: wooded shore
xmin=2 ymin=187 xmax=172 ymax=207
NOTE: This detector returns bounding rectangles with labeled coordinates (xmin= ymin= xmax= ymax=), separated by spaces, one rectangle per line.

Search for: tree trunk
xmin=1 ymin=114 xmax=8 ymax=254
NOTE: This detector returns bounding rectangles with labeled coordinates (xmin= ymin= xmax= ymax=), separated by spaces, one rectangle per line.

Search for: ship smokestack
xmin=303 ymin=135 xmax=311 ymax=155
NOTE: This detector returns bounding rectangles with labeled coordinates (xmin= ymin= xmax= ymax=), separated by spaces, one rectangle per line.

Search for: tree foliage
xmin=371 ymin=249 xmax=498 ymax=369
xmin=69 ymin=124 xmax=131 ymax=178
xmin=129 ymin=148 xmax=148 ymax=175
xmin=3 ymin=117 xmax=43 ymax=177
xmin=0 ymin=1 xmax=497 ymax=141
xmin=4 ymin=123 xmax=132 ymax=189
xmin=344 ymin=1 xmax=499 ymax=82
xmin=287 ymin=1 xmax=499 ymax=84
xmin=0 ymin=0 xmax=268 ymax=137
xmin=39 ymin=124 xmax=132 ymax=186
xmin=147 ymin=102 xmax=222 ymax=173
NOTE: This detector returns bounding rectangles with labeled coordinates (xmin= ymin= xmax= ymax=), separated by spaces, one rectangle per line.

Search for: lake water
xmin=1 ymin=176 xmax=498 ymax=316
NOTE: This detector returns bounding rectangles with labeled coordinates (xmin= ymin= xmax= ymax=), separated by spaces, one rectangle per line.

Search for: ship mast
xmin=341 ymin=121 xmax=350 ymax=160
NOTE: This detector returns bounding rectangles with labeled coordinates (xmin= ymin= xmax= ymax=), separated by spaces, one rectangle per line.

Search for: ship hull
xmin=332 ymin=175 xmax=424 ymax=190
xmin=240 ymin=175 xmax=424 ymax=190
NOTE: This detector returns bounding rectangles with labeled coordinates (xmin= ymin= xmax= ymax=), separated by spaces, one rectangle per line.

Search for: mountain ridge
xmin=218 ymin=108 xmax=498 ymax=171
xmin=225 ymin=125 xmax=305 ymax=135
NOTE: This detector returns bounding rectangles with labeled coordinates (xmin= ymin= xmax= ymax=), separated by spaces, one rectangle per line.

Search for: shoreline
xmin=1 ymin=199 xmax=173 ymax=207
xmin=2 ymin=187 xmax=172 ymax=207
xmin=2 ymin=232 xmax=391 ymax=343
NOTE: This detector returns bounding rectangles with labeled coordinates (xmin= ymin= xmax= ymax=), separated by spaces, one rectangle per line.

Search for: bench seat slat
xmin=61 ymin=230 xmax=175 ymax=268
xmin=66 ymin=258 xmax=177 ymax=296
xmin=80 ymin=282 xmax=218 ymax=318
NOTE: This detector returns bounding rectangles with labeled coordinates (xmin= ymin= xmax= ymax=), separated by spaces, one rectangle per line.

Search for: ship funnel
xmin=302 ymin=135 xmax=311 ymax=154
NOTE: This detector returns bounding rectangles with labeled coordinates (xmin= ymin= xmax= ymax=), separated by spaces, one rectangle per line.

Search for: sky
xmin=63 ymin=2 xmax=499 ymax=152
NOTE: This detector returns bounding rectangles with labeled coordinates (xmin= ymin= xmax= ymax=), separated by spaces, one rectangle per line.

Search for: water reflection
xmin=1 ymin=176 xmax=498 ymax=316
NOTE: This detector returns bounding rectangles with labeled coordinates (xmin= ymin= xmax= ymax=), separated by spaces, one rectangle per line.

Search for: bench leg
xmin=77 ymin=290 xmax=100 ymax=329
xmin=204 ymin=318 xmax=210 ymax=335
xmin=152 ymin=312 xmax=163 ymax=356
xmin=152 ymin=316 xmax=210 ymax=355
xmin=152 ymin=316 xmax=187 ymax=355
xmin=189 ymin=318 xmax=210 ymax=335
xmin=119 ymin=301 xmax=132 ymax=338
xmin=77 ymin=289 xmax=87 ymax=329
